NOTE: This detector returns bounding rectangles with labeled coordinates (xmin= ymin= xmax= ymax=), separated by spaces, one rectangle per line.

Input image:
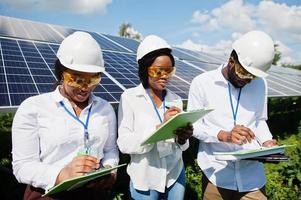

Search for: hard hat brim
xmin=242 ymin=64 xmax=269 ymax=78
xmin=61 ymin=61 xmax=105 ymax=73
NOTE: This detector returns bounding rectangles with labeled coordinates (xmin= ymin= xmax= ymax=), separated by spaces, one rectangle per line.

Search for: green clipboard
xmin=141 ymin=109 xmax=213 ymax=145
xmin=43 ymin=163 xmax=126 ymax=197
xmin=213 ymin=145 xmax=295 ymax=161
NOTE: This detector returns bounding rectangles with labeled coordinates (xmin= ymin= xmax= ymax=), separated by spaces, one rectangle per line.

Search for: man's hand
xmin=262 ymin=139 xmax=277 ymax=147
xmin=217 ymin=125 xmax=255 ymax=145
xmin=174 ymin=123 xmax=194 ymax=145
xmin=55 ymin=155 xmax=100 ymax=185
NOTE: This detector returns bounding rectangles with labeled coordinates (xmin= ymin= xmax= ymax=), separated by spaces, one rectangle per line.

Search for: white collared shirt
xmin=187 ymin=64 xmax=273 ymax=192
xmin=12 ymin=87 xmax=119 ymax=191
xmin=117 ymin=84 xmax=189 ymax=192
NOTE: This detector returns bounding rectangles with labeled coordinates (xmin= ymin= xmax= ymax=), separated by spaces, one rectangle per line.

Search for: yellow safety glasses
xmin=148 ymin=66 xmax=176 ymax=78
xmin=234 ymin=62 xmax=256 ymax=80
xmin=63 ymin=71 xmax=101 ymax=88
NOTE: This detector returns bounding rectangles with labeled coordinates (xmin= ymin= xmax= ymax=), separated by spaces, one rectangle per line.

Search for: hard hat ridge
xmin=232 ymin=30 xmax=275 ymax=78
xmin=136 ymin=35 xmax=171 ymax=62
xmin=57 ymin=31 xmax=105 ymax=73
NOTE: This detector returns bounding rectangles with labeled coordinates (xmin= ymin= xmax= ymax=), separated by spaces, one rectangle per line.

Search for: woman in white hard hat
xmin=117 ymin=35 xmax=193 ymax=200
xmin=12 ymin=31 xmax=119 ymax=200
xmin=188 ymin=30 xmax=277 ymax=200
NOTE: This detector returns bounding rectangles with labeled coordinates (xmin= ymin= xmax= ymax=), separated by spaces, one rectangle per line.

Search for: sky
xmin=1 ymin=0 xmax=301 ymax=65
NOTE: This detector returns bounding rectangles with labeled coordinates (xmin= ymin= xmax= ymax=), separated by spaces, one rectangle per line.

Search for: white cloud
xmin=274 ymin=40 xmax=301 ymax=65
xmin=191 ymin=10 xmax=210 ymax=24
xmin=275 ymin=40 xmax=292 ymax=56
xmin=188 ymin=0 xmax=301 ymax=65
xmin=178 ymin=39 xmax=232 ymax=58
xmin=257 ymin=1 xmax=301 ymax=33
xmin=1 ymin=0 xmax=112 ymax=14
xmin=257 ymin=1 xmax=301 ymax=43
xmin=125 ymin=26 xmax=142 ymax=40
xmin=191 ymin=0 xmax=256 ymax=32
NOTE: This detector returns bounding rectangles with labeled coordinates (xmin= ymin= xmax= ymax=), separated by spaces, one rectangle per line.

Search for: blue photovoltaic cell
xmin=36 ymin=84 xmax=54 ymax=93
xmin=0 ymin=74 xmax=5 ymax=82
xmin=0 ymin=16 xmax=64 ymax=43
xmin=267 ymin=87 xmax=281 ymax=97
xmin=175 ymin=60 xmax=203 ymax=83
xmin=30 ymin=68 xmax=53 ymax=76
xmin=0 ymin=94 xmax=9 ymax=106
xmin=266 ymin=81 xmax=297 ymax=96
xmin=167 ymin=77 xmax=190 ymax=99
xmin=5 ymin=67 xmax=30 ymax=75
xmin=93 ymin=75 xmax=124 ymax=102
xmin=103 ymin=34 xmax=139 ymax=52
xmin=33 ymin=76 xmax=56 ymax=83
xmin=176 ymin=47 xmax=225 ymax=64
xmin=10 ymin=93 xmax=37 ymax=106
xmin=269 ymin=68 xmax=301 ymax=84
xmin=173 ymin=48 xmax=200 ymax=62
xmin=267 ymin=74 xmax=301 ymax=93
xmin=186 ymin=60 xmax=220 ymax=71
xmin=7 ymin=75 xmax=34 ymax=83
xmin=4 ymin=60 xmax=27 ymax=68
xmin=0 ymin=82 xmax=7 ymax=92
xmin=103 ymin=51 xmax=139 ymax=89
xmin=8 ymin=83 xmax=38 ymax=93
xmin=89 ymin=32 xmax=131 ymax=53
xmin=51 ymin=25 xmax=75 ymax=39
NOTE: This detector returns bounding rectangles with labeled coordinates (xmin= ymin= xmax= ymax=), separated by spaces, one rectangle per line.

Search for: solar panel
xmin=174 ymin=47 xmax=226 ymax=64
xmin=0 ymin=15 xmax=301 ymax=111
xmin=0 ymin=16 xmax=64 ymax=43
xmin=174 ymin=60 xmax=204 ymax=83
xmin=89 ymin=32 xmax=132 ymax=53
xmin=102 ymin=34 xmax=140 ymax=52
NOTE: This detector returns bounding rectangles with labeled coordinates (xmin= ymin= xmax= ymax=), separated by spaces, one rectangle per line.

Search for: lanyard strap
xmin=146 ymin=90 xmax=165 ymax=123
xmin=59 ymin=101 xmax=93 ymax=152
xmin=227 ymin=83 xmax=242 ymax=126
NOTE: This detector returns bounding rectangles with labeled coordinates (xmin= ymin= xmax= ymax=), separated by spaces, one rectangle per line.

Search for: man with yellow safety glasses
xmin=188 ymin=31 xmax=278 ymax=200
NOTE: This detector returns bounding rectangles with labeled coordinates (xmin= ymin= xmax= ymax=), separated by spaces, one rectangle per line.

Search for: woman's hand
xmin=174 ymin=123 xmax=194 ymax=145
xmin=55 ymin=155 xmax=100 ymax=185
xmin=163 ymin=106 xmax=181 ymax=123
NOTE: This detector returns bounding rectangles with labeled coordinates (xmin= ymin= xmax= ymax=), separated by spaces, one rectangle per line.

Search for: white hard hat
xmin=57 ymin=31 xmax=105 ymax=73
xmin=136 ymin=35 xmax=171 ymax=61
xmin=232 ymin=30 xmax=275 ymax=78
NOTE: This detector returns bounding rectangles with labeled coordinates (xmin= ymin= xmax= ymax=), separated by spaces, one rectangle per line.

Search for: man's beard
xmin=228 ymin=66 xmax=250 ymax=88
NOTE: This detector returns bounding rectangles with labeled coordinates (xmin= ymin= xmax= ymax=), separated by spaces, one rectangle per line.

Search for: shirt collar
xmin=52 ymin=86 xmax=97 ymax=106
xmin=214 ymin=63 xmax=229 ymax=87
xmin=135 ymin=83 xmax=170 ymax=99
xmin=136 ymin=83 xmax=148 ymax=98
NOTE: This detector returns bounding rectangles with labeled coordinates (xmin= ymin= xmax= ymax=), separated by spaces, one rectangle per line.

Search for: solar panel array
xmin=1 ymin=15 xmax=301 ymax=111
